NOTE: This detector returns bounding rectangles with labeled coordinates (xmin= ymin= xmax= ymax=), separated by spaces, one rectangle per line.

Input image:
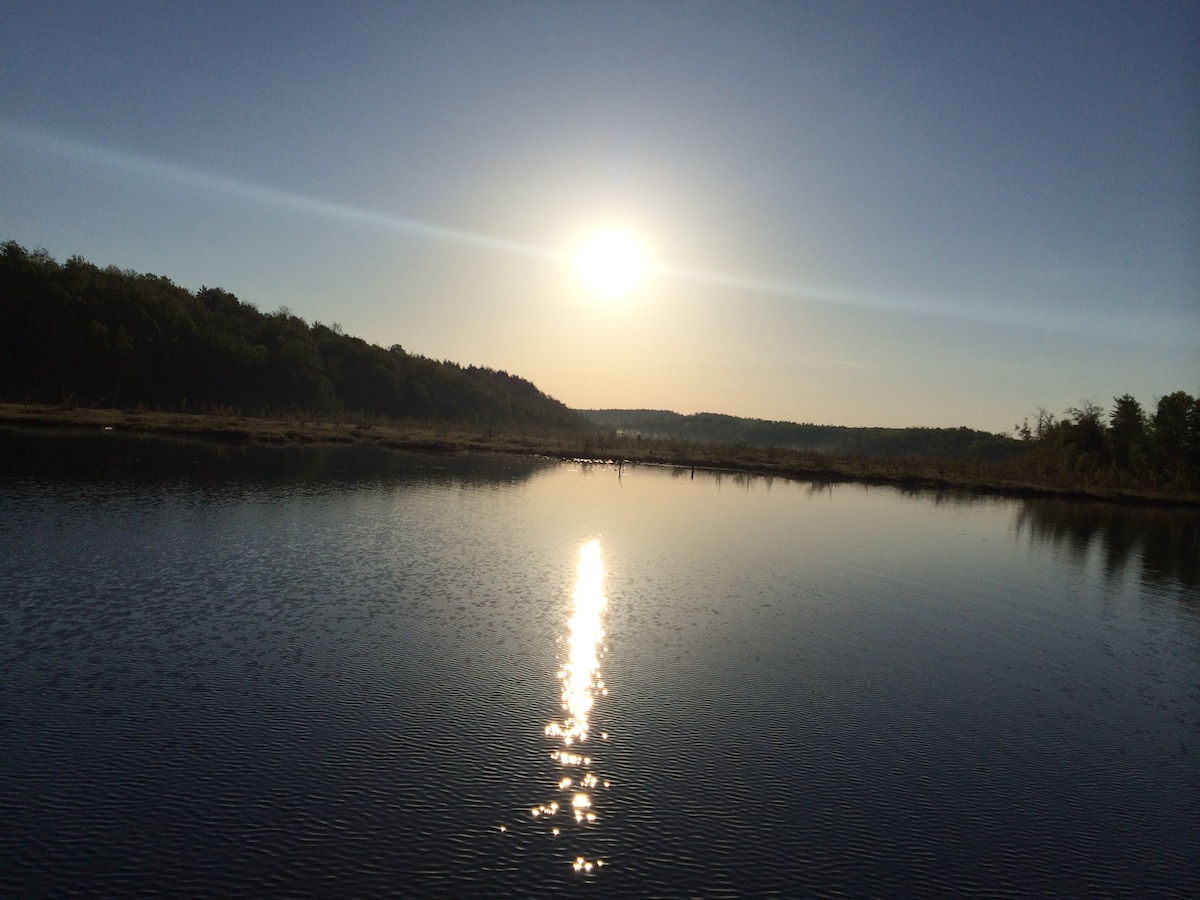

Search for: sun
xmin=575 ymin=230 xmax=648 ymax=298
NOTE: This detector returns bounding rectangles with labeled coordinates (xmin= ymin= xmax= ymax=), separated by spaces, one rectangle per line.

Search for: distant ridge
xmin=579 ymin=409 xmax=1020 ymax=462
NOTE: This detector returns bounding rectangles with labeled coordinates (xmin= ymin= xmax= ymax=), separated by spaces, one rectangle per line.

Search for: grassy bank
xmin=3 ymin=403 xmax=1196 ymax=507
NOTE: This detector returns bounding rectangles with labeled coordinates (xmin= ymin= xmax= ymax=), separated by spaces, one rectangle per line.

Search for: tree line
xmin=0 ymin=242 xmax=586 ymax=431
xmin=1013 ymin=393 xmax=1200 ymax=493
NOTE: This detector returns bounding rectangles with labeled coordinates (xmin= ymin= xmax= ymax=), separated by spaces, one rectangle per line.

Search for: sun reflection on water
xmin=545 ymin=539 xmax=607 ymax=746
xmin=534 ymin=538 xmax=611 ymax=873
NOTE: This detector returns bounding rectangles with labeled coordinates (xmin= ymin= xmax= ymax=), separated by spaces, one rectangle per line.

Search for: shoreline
xmin=3 ymin=403 xmax=1197 ymax=508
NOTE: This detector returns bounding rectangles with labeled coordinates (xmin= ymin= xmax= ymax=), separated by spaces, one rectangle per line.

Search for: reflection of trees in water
xmin=893 ymin=485 xmax=1013 ymax=510
xmin=1014 ymin=499 xmax=1200 ymax=589
xmin=0 ymin=427 xmax=557 ymax=490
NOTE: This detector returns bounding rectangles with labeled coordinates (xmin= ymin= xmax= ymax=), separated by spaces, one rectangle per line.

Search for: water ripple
xmin=1 ymin=459 xmax=1198 ymax=896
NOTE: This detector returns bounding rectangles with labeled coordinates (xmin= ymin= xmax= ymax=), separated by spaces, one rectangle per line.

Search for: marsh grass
xmin=2 ymin=403 xmax=1195 ymax=506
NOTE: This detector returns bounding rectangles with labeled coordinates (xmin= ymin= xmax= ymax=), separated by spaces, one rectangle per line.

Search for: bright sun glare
xmin=575 ymin=230 xmax=647 ymax=298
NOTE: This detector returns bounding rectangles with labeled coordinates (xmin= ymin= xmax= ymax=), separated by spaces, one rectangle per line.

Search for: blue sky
xmin=2 ymin=1 xmax=1196 ymax=429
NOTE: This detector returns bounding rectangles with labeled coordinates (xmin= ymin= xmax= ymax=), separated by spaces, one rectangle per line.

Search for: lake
xmin=2 ymin=433 xmax=1198 ymax=896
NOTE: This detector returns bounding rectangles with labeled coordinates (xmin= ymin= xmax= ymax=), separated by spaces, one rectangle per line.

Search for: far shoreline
xmin=2 ymin=403 xmax=1197 ymax=509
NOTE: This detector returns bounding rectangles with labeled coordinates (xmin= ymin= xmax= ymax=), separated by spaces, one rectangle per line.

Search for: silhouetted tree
xmin=1152 ymin=391 xmax=1200 ymax=472
xmin=1109 ymin=394 xmax=1146 ymax=469
xmin=1067 ymin=401 xmax=1107 ymax=462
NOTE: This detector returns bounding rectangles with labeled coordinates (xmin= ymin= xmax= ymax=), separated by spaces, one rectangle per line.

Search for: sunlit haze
xmin=2 ymin=3 xmax=1196 ymax=429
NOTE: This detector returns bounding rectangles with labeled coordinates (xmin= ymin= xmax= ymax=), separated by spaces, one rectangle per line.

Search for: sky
xmin=2 ymin=1 xmax=1197 ymax=431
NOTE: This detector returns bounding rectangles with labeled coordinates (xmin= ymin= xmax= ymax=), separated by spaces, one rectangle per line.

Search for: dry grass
xmin=3 ymin=402 xmax=1195 ymax=507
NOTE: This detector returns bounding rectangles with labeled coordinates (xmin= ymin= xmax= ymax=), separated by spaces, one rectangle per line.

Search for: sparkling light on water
xmin=536 ymin=538 xmax=612 ymax=872
xmin=545 ymin=539 xmax=607 ymax=746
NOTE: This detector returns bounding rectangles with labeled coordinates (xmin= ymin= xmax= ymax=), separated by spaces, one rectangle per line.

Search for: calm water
xmin=2 ymin=434 xmax=1198 ymax=897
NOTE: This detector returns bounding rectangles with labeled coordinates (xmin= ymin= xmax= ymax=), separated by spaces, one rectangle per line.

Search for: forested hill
xmin=582 ymin=409 xmax=1021 ymax=462
xmin=0 ymin=242 xmax=585 ymax=430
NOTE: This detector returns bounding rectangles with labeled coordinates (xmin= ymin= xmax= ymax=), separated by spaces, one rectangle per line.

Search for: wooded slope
xmin=0 ymin=242 xmax=585 ymax=431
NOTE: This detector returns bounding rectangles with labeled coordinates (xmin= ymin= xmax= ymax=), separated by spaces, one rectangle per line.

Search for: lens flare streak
xmin=0 ymin=120 xmax=1046 ymax=329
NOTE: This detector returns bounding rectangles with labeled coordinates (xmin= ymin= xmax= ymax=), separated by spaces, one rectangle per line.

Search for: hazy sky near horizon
xmin=2 ymin=1 xmax=1197 ymax=430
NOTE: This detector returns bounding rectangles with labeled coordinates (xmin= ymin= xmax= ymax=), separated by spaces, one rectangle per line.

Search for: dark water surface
xmin=2 ymin=434 xmax=1198 ymax=896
